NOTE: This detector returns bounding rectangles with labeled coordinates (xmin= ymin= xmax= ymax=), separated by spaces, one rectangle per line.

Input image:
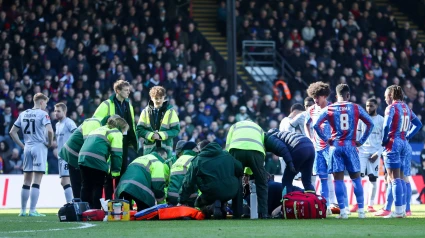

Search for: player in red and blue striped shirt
xmin=314 ymin=84 xmax=374 ymax=219
xmin=381 ymin=85 xmax=422 ymax=218
xmin=304 ymin=82 xmax=336 ymax=214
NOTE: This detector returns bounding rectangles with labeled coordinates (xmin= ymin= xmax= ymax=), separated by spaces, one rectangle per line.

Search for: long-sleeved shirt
xmin=382 ymin=101 xmax=422 ymax=145
xmin=357 ymin=114 xmax=384 ymax=156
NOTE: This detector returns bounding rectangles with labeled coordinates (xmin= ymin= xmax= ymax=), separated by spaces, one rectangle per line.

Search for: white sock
xmin=358 ymin=208 xmax=364 ymax=213
xmin=327 ymin=174 xmax=337 ymax=204
xmin=369 ymin=181 xmax=377 ymax=206
xmin=395 ymin=206 xmax=403 ymax=214
xmin=29 ymin=184 xmax=40 ymax=213
xmin=311 ymin=175 xmax=317 ymax=189
xmin=21 ymin=185 xmax=30 ymax=214
xmin=63 ymin=185 xmax=73 ymax=203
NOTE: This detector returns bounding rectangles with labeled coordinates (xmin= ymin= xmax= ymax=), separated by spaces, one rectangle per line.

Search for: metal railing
xmin=244 ymin=53 xmax=274 ymax=91
xmin=242 ymin=40 xmax=296 ymax=82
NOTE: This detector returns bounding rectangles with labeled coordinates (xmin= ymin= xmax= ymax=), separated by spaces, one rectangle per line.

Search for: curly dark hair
xmin=307 ymin=82 xmax=331 ymax=98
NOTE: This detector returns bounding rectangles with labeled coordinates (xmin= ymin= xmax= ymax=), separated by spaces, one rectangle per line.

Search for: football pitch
xmin=1 ymin=206 xmax=425 ymax=238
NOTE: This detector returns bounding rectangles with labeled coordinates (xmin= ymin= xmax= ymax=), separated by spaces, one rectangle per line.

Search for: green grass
xmin=1 ymin=206 xmax=425 ymax=237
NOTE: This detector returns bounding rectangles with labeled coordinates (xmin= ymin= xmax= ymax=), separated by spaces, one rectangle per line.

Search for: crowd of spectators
xmin=228 ymin=0 xmax=425 ymax=173
xmin=234 ymin=1 xmax=425 ymax=127
xmin=0 ymin=0 xmax=285 ymax=175
xmin=1 ymin=0 xmax=425 ymax=175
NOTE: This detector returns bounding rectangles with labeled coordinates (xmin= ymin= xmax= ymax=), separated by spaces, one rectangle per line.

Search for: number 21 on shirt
xmin=23 ymin=119 xmax=35 ymax=134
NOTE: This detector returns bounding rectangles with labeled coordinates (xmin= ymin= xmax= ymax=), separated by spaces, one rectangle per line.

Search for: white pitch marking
xmin=3 ymin=222 xmax=96 ymax=233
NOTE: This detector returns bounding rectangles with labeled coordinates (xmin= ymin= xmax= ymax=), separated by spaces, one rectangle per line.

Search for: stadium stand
xmin=0 ymin=0 xmax=424 ymax=175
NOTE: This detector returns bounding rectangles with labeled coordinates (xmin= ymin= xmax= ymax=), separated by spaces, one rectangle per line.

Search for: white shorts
xmin=23 ymin=144 xmax=48 ymax=173
xmin=359 ymin=152 xmax=379 ymax=177
xmin=58 ymin=158 xmax=70 ymax=178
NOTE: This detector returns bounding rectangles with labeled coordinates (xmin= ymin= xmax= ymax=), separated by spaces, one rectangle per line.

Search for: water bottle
xmin=113 ymin=203 xmax=122 ymax=220
xmin=249 ymin=180 xmax=258 ymax=219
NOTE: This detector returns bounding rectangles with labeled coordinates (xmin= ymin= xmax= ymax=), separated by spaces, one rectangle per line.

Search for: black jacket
xmin=113 ymin=96 xmax=137 ymax=149
xmin=264 ymin=129 xmax=313 ymax=165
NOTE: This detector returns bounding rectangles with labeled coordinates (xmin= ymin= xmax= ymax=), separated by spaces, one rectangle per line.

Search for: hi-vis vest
xmin=167 ymin=155 xmax=197 ymax=200
xmin=118 ymin=154 xmax=170 ymax=205
xmin=93 ymin=95 xmax=137 ymax=149
xmin=94 ymin=97 xmax=135 ymax=125
xmin=171 ymin=155 xmax=195 ymax=176
xmin=225 ymin=120 xmax=265 ymax=155
xmin=78 ymin=126 xmax=123 ymax=176
xmin=81 ymin=118 xmax=102 ymax=138
xmin=60 ymin=118 xmax=102 ymax=168
xmin=137 ymin=105 xmax=180 ymax=156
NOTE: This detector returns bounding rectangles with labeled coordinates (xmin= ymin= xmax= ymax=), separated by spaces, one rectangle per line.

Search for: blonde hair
xmin=54 ymin=102 xmax=67 ymax=112
xmin=33 ymin=93 xmax=49 ymax=103
xmin=107 ymin=117 xmax=129 ymax=132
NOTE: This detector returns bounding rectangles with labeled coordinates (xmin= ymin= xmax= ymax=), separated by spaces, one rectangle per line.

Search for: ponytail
xmin=109 ymin=118 xmax=129 ymax=132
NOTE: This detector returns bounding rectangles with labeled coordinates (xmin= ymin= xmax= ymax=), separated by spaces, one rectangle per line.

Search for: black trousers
xmin=230 ymin=149 xmax=268 ymax=215
xmin=281 ymin=146 xmax=316 ymax=193
xmin=80 ymin=166 xmax=106 ymax=209
xmin=104 ymin=143 xmax=129 ymax=200
xmin=194 ymin=177 xmax=243 ymax=219
xmin=69 ymin=164 xmax=81 ymax=199
xmin=119 ymin=191 xmax=150 ymax=212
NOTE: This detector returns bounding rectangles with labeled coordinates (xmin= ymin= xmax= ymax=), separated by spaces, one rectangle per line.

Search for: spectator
xmin=4 ymin=148 xmax=22 ymax=174
xmin=199 ymin=52 xmax=217 ymax=74
xmin=403 ymin=80 xmax=418 ymax=102
xmin=0 ymin=141 xmax=11 ymax=161
xmin=217 ymin=1 xmax=226 ymax=36
xmin=235 ymin=106 xmax=250 ymax=122
xmin=0 ymin=0 xmax=424 ymax=176
xmin=2 ymin=106 xmax=13 ymax=136
xmin=197 ymin=105 xmax=214 ymax=127
xmin=301 ymin=20 xmax=315 ymax=42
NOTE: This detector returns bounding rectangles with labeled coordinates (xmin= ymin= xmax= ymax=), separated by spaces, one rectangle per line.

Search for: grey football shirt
xmin=56 ymin=117 xmax=77 ymax=154
xmin=14 ymin=109 xmax=51 ymax=146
